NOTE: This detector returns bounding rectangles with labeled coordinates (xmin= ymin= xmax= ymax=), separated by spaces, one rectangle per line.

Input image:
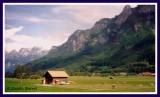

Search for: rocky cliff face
xmin=49 ymin=18 xmax=112 ymax=53
xmin=61 ymin=30 xmax=91 ymax=51
xmin=49 ymin=5 xmax=155 ymax=54
xmin=115 ymin=5 xmax=132 ymax=25
xmin=138 ymin=5 xmax=155 ymax=13
xmin=92 ymin=18 xmax=111 ymax=31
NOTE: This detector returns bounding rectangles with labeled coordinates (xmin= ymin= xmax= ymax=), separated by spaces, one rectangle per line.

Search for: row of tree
xmin=5 ymin=60 xmax=155 ymax=79
xmin=5 ymin=65 xmax=43 ymax=79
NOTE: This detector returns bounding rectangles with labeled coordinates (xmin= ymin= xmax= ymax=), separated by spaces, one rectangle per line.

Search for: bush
xmin=30 ymin=74 xmax=41 ymax=79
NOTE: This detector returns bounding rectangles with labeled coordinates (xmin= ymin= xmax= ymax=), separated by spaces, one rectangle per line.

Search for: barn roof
xmin=47 ymin=70 xmax=69 ymax=77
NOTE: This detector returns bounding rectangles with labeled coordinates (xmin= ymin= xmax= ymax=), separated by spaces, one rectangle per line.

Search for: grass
xmin=5 ymin=76 xmax=155 ymax=92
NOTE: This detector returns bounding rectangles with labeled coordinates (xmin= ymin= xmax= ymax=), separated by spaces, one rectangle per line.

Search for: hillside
xmin=26 ymin=5 xmax=155 ymax=74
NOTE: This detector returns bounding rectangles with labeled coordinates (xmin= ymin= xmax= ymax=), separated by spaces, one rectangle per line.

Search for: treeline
xmin=5 ymin=60 xmax=155 ymax=79
xmin=5 ymin=65 xmax=44 ymax=79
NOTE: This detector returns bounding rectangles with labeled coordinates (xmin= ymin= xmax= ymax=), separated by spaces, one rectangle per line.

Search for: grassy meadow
xmin=5 ymin=76 xmax=155 ymax=92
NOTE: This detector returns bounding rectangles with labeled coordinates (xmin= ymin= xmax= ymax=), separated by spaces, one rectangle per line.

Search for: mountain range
xmin=25 ymin=5 xmax=155 ymax=74
xmin=5 ymin=47 xmax=49 ymax=72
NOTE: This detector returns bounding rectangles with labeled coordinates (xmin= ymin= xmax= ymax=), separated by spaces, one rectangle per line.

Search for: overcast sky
xmin=5 ymin=4 xmax=138 ymax=51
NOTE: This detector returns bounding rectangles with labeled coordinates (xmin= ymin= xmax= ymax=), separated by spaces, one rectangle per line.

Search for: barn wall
xmin=43 ymin=72 xmax=53 ymax=84
xmin=52 ymin=77 xmax=68 ymax=84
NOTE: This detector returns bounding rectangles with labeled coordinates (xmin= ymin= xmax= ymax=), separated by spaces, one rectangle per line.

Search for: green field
xmin=5 ymin=76 xmax=155 ymax=92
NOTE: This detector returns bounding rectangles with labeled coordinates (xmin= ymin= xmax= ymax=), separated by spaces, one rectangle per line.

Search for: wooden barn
xmin=42 ymin=70 xmax=69 ymax=85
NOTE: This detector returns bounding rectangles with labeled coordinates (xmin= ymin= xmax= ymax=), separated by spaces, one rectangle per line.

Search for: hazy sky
xmin=5 ymin=4 xmax=138 ymax=51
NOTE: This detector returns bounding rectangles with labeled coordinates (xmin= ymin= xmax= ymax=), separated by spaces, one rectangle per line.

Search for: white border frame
xmin=3 ymin=3 xmax=158 ymax=95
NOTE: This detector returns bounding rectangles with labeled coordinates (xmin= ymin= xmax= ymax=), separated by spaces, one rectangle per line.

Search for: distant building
xmin=119 ymin=72 xmax=127 ymax=76
xmin=141 ymin=72 xmax=155 ymax=76
xmin=150 ymin=73 xmax=155 ymax=76
xmin=42 ymin=70 xmax=69 ymax=85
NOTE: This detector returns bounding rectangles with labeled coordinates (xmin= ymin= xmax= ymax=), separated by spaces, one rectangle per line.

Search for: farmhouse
xmin=42 ymin=70 xmax=69 ymax=85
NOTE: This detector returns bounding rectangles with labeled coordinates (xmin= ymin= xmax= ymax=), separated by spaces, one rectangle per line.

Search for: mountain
xmin=5 ymin=47 xmax=49 ymax=72
xmin=26 ymin=5 xmax=155 ymax=74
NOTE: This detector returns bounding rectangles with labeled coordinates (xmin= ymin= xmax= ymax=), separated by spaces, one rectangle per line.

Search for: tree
xmin=5 ymin=72 xmax=13 ymax=78
xmin=13 ymin=65 xmax=31 ymax=79
xmin=24 ymin=66 xmax=32 ymax=79
xmin=13 ymin=65 xmax=24 ymax=79
xmin=127 ymin=61 xmax=150 ymax=73
xmin=36 ymin=70 xmax=46 ymax=77
xmin=30 ymin=74 xmax=41 ymax=80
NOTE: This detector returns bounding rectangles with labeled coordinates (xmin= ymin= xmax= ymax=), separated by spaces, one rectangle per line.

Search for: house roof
xmin=47 ymin=70 xmax=69 ymax=77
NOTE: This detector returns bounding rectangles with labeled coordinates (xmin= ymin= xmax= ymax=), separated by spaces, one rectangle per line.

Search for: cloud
xmin=5 ymin=26 xmax=23 ymax=38
xmin=6 ymin=14 xmax=63 ymax=24
xmin=52 ymin=5 xmax=109 ymax=26
xmin=5 ymin=11 xmax=57 ymax=23
xmin=23 ymin=16 xmax=62 ymax=23
xmin=52 ymin=5 xmax=120 ymax=26
xmin=25 ymin=16 xmax=51 ymax=23
xmin=5 ymin=38 xmax=15 ymax=43
xmin=5 ymin=26 xmax=54 ymax=51
xmin=51 ymin=5 xmax=138 ymax=28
